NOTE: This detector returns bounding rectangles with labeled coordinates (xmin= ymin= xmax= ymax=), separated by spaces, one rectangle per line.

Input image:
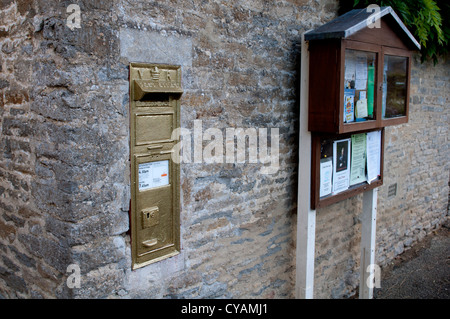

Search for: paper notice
xmin=345 ymin=58 xmax=356 ymax=81
xmin=139 ymin=160 xmax=169 ymax=191
xmin=333 ymin=138 xmax=351 ymax=194
xmin=366 ymin=130 xmax=381 ymax=183
xmin=355 ymin=79 xmax=367 ymax=90
xmin=356 ymin=56 xmax=368 ymax=80
xmin=359 ymin=91 xmax=367 ymax=100
xmin=355 ymin=56 xmax=368 ymax=90
xmin=344 ymin=89 xmax=355 ymax=123
xmin=320 ymin=158 xmax=333 ymax=197
xmin=350 ymin=133 xmax=367 ymax=186
xmin=356 ymin=99 xmax=368 ymax=118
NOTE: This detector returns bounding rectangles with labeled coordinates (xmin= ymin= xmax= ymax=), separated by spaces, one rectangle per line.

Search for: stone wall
xmin=0 ymin=0 xmax=130 ymax=298
xmin=114 ymin=0 xmax=338 ymax=299
xmin=377 ymin=55 xmax=449 ymax=261
xmin=0 ymin=0 xmax=448 ymax=299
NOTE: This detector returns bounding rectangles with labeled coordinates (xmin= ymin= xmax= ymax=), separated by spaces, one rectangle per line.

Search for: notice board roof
xmin=304 ymin=6 xmax=420 ymax=50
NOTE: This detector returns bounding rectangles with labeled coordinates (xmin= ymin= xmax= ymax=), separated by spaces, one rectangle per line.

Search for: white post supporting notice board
xmin=295 ymin=30 xmax=316 ymax=299
xmin=360 ymin=188 xmax=378 ymax=299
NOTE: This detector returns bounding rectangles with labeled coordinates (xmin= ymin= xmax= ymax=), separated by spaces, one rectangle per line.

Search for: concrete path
xmin=373 ymin=223 xmax=450 ymax=299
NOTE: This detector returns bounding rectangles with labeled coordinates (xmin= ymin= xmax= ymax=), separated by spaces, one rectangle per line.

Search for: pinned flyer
xmin=344 ymin=89 xmax=355 ymax=123
xmin=319 ymin=158 xmax=333 ymax=197
xmin=138 ymin=160 xmax=170 ymax=191
xmin=366 ymin=130 xmax=381 ymax=183
xmin=350 ymin=133 xmax=367 ymax=186
xmin=333 ymin=138 xmax=351 ymax=194
xmin=356 ymin=99 xmax=368 ymax=118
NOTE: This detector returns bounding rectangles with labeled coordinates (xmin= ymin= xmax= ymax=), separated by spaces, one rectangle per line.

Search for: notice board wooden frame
xmin=310 ymin=128 xmax=384 ymax=210
xmin=307 ymin=18 xmax=414 ymax=134
xmin=299 ymin=7 xmax=421 ymax=299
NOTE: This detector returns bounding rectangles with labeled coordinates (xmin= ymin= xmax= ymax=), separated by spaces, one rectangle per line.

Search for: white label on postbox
xmin=138 ymin=160 xmax=169 ymax=191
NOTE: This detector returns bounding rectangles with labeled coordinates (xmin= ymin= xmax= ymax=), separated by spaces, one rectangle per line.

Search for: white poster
xmin=366 ymin=130 xmax=381 ymax=183
xmin=356 ymin=56 xmax=368 ymax=80
xmin=139 ymin=160 xmax=169 ymax=191
xmin=355 ymin=56 xmax=368 ymax=90
xmin=333 ymin=138 xmax=351 ymax=195
xmin=350 ymin=133 xmax=367 ymax=186
xmin=345 ymin=57 xmax=356 ymax=85
xmin=319 ymin=158 xmax=333 ymax=197
xmin=356 ymin=99 xmax=368 ymax=118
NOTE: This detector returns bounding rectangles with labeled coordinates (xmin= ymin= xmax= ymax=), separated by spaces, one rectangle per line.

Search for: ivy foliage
xmin=338 ymin=0 xmax=449 ymax=64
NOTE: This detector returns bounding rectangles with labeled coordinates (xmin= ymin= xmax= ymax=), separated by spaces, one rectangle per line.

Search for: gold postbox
xmin=129 ymin=63 xmax=182 ymax=269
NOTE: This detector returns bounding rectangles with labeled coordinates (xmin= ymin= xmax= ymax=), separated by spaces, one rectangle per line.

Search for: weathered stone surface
xmin=71 ymin=236 xmax=128 ymax=274
xmin=0 ymin=0 xmax=448 ymax=299
xmin=45 ymin=211 xmax=129 ymax=246
xmin=0 ymin=266 xmax=27 ymax=295
xmin=120 ymin=28 xmax=193 ymax=68
xmin=18 ymin=234 xmax=71 ymax=274
xmin=0 ymin=220 xmax=15 ymax=243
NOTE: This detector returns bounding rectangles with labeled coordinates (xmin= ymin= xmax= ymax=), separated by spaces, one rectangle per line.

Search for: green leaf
xmin=345 ymin=0 xmax=448 ymax=63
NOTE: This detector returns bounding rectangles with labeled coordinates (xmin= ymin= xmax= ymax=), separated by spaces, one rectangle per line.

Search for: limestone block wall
xmin=0 ymin=0 xmax=448 ymax=299
xmin=377 ymin=56 xmax=449 ymax=263
xmin=0 ymin=0 xmax=130 ymax=298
